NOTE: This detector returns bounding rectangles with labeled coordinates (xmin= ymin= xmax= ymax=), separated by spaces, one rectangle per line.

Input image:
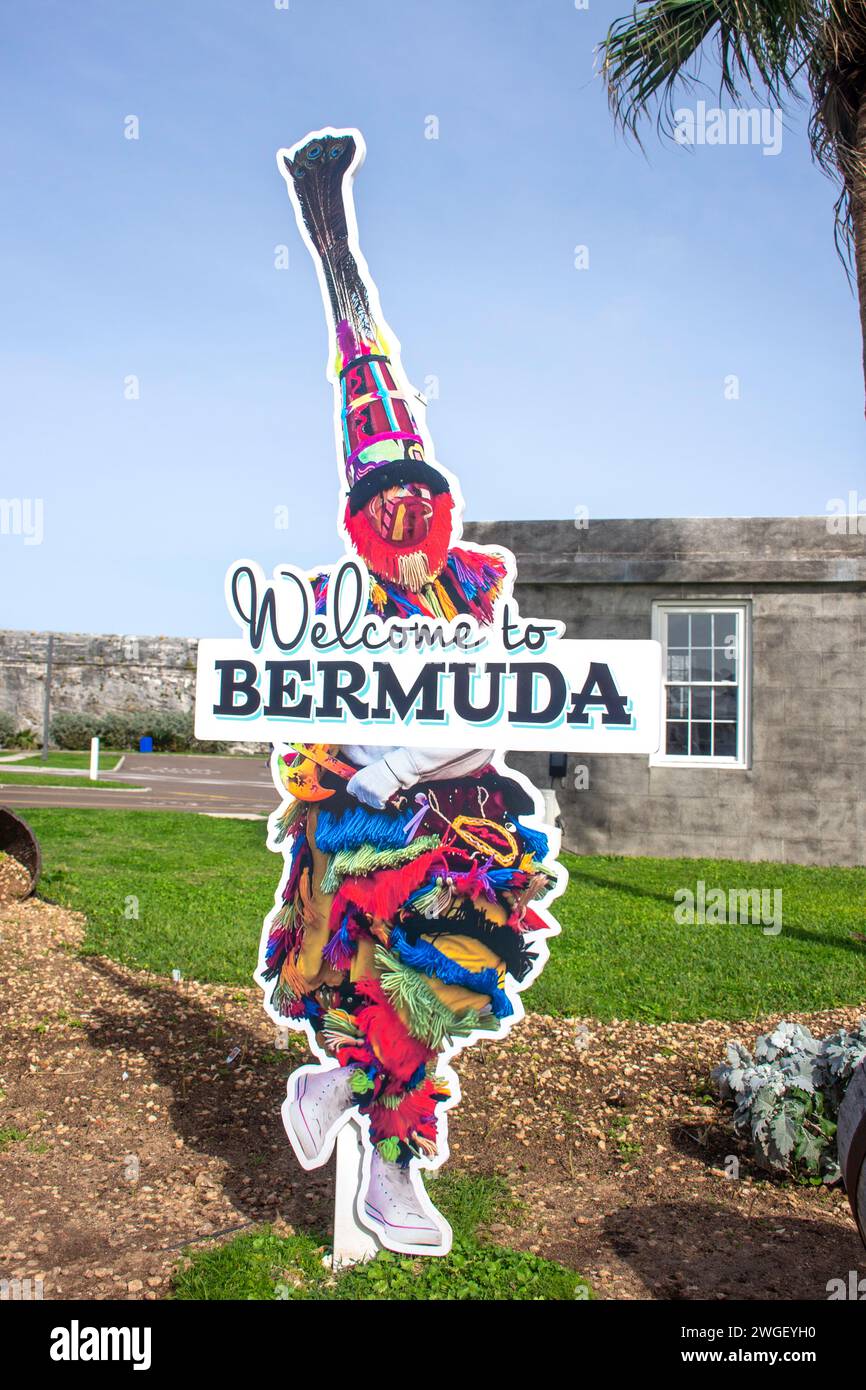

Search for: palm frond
xmin=600 ymin=0 xmax=816 ymax=141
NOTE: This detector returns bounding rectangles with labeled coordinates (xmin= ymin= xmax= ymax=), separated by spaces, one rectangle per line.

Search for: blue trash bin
xmin=139 ymin=735 xmax=153 ymax=753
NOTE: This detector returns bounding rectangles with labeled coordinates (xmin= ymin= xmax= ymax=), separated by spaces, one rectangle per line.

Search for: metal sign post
xmin=41 ymin=634 xmax=53 ymax=763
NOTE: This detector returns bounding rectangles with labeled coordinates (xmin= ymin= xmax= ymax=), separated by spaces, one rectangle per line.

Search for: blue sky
xmin=2 ymin=0 xmax=863 ymax=637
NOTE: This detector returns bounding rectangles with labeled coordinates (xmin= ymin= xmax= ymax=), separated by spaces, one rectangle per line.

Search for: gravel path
xmin=1 ymin=896 xmax=863 ymax=1300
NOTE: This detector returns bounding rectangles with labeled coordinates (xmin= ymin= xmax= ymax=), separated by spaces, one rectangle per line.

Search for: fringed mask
xmin=345 ymin=486 xmax=454 ymax=591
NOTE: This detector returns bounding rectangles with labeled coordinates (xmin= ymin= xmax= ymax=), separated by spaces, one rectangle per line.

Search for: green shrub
xmin=49 ymin=707 xmax=224 ymax=753
xmin=50 ymin=712 xmax=99 ymax=749
xmin=98 ymin=710 xmax=151 ymax=749
xmin=10 ymin=726 xmax=38 ymax=749
xmin=148 ymin=710 xmax=195 ymax=751
xmin=0 ymin=711 xmax=16 ymax=747
xmin=713 ymin=1019 xmax=866 ymax=1181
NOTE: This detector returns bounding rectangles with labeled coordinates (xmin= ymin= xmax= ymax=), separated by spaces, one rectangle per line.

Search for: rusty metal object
xmin=0 ymin=807 xmax=41 ymax=898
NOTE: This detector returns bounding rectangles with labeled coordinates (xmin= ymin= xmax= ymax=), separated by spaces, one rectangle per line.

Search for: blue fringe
xmin=517 ymin=821 xmax=549 ymax=861
xmin=389 ymin=928 xmax=513 ymax=1020
xmin=315 ymin=805 xmax=414 ymax=853
xmin=406 ymin=1061 xmax=427 ymax=1091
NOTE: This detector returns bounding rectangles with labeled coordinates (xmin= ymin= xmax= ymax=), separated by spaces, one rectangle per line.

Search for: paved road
xmin=0 ymin=753 xmax=276 ymax=816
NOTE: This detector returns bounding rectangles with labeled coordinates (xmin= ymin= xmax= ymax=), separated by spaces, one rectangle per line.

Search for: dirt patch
xmin=0 ymin=897 xmax=863 ymax=1300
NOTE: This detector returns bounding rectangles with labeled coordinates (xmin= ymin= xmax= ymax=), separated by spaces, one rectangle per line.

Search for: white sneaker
xmin=283 ymin=1065 xmax=355 ymax=1169
xmin=362 ymin=1151 xmax=451 ymax=1254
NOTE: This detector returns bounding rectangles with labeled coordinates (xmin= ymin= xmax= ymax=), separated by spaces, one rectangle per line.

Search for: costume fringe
xmin=312 ymin=537 xmax=506 ymax=624
xmin=321 ymin=914 xmax=359 ymax=970
xmin=315 ymin=804 xmax=414 ymax=853
xmin=432 ymin=579 xmax=457 ymax=621
xmin=319 ymin=834 xmax=440 ymax=892
xmin=390 ymin=928 xmax=513 ymax=1019
xmin=373 ymin=946 xmax=499 ymax=1048
xmin=515 ymin=820 xmax=550 ymax=861
xmin=407 ymin=860 xmax=528 ymax=920
xmin=350 ymin=977 xmax=436 ymax=1080
xmin=446 ymin=547 xmax=507 ymax=623
xmin=366 ymin=1076 xmax=443 ymax=1148
xmin=344 ymin=492 xmax=453 ymax=590
xmin=273 ymin=799 xmax=306 ymax=844
xmin=263 ymin=891 xmax=305 ymax=976
xmin=320 ymin=1007 xmax=363 ymax=1052
xmin=330 ymin=849 xmax=442 ymax=926
xmin=400 ymin=910 xmax=537 ymax=982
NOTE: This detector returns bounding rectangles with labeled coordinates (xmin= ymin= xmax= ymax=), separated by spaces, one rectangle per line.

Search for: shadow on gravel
xmin=602 ymin=1201 xmax=865 ymax=1300
xmin=83 ymin=956 xmax=332 ymax=1242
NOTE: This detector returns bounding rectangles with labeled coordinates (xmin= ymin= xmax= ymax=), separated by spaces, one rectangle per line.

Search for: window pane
xmin=667 ymin=613 xmax=689 ymax=646
xmin=690 ymin=722 xmax=712 ymax=756
xmin=667 ymin=649 xmax=690 ymax=681
xmin=713 ymin=613 xmax=736 ymax=647
xmin=714 ymin=722 xmax=737 ymax=757
xmin=666 ymin=721 xmax=688 ymax=755
xmin=667 ymin=686 xmax=688 ymax=719
xmin=691 ymin=613 xmax=711 ymax=646
xmin=714 ymin=686 xmax=737 ymax=720
xmin=692 ymin=688 xmax=712 ymax=720
xmin=713 ymin=648 xmax=736 ymax=682
xmin=691 ymin=649 xmax=712 ymax=682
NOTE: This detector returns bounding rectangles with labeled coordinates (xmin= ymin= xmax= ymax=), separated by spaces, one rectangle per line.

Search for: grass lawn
xmin=0 ymin=775 xmax=140 ymax=790
xmin=171 ymin=1171 xmax=592 ymax=1300
xmin=20 ymin=807 xmax=866 ymax=1022
xmin=3 ymin=751 xmax=124 ymax=771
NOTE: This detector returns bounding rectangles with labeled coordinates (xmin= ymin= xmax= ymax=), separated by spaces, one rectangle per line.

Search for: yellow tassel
xmin=370 ymin=582 xmax=387 ymax=612
xmin=433 ymin=580 xmax=458 ymax=622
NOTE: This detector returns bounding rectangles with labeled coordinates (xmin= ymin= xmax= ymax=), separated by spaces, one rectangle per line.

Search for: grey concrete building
xmin=465 ymin=517 xmax=866 ymax=868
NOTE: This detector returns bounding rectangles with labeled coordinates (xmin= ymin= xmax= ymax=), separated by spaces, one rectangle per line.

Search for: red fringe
xmin=351 ymin=977 xmax=435 ymax=1081
xmin=366 ymin=1077 xmax=441 ymax=1144
xmin=519 ymin=906 xmax=550 ymax=933
xmin=344 ymin=492 xmax=454 ymax=587
xmin=329 ymin=850 xmax=443 ymax=928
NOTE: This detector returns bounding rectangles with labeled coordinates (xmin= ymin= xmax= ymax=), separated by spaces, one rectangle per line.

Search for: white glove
xmin=346 ymin=758 xmax=402 ymax=809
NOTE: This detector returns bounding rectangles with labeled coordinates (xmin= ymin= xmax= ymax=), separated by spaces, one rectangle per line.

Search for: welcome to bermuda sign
xmin=195 ymin=557 xmax=663 ymax=755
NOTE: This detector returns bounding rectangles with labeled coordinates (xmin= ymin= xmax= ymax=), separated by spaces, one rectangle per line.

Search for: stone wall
xmin=0 ymin=631 xmax=198 ymax=730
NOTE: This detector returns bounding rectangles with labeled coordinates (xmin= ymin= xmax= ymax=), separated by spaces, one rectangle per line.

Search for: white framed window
xmin=651 ymin=601 xmax=751 ymax=768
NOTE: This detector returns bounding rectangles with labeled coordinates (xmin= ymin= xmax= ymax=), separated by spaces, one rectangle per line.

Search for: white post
xmin=89 ymin=735 xmax=99 ymax=781
xmin=330 ymin=1121 xmax=379 ymax=1270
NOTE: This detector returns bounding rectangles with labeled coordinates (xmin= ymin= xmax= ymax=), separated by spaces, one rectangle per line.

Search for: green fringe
xmin=407 ymin=882 xmax=449 ymax=917
xmin=321 ymin=1008 xmax=362 ymax=1042
xmin=270 ymin=981 xmax=296 ymax=1011
xmin=270 ymin=894 xmax=302 ymax=934
xmin=379 ymin=1092 xmax=404 ymax=1109
xmin=377 ymin=1137 xmax=401 ymax=1162
xmin=374 ymin=946 xmax=499 ymax=1049
xmin=319 ymin=835 xmax=441 ymax=893
xmin=350 ymin=1069 xmax=374 ymax=1095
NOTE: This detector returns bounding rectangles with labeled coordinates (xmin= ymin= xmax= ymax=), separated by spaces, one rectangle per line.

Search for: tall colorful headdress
xmin=279 ymin=130 xmax=450 ymax=515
